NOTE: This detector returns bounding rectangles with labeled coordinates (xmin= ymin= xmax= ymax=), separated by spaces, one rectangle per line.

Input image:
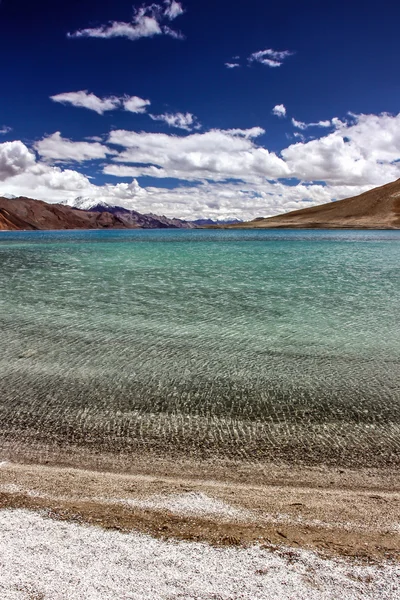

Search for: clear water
xmin=0 ymin=229 xmax=399 ymax=467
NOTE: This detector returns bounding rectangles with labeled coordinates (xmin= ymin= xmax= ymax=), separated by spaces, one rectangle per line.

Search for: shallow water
xmin=0 ymin=229 xmax=399 ymax=467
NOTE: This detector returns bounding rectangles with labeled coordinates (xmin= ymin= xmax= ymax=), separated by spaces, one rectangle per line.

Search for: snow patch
xmin=60 ymin=196 xmax=114 ymax=210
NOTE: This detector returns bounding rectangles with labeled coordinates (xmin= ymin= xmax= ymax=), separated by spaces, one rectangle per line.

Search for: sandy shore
xmin=0 ymin=458 xmax=399 ymax=598
xmin=0 ymin=459 xmax=398 ymax=562
xmin=1 ymin=509 xmax=399 ymax=600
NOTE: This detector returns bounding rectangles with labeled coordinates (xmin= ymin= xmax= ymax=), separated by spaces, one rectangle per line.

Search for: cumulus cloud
xmin=142 ymin=180 xmax=371 ymax=221
xmin=0 ymin=140 xmax=373 ymax=220
xmin=249 ymin=48 xmax=293 ymax=68
xmin=272 ymin=104 xmax=286 ymax=118
xmin=0 ymin=126 xmax=12 ymax=135
xmin=292 ymin=118 xmax=332 ymax=130
xmin=283 ymin=112 xmax=400 ymax=185
xmin=0 ymin=140 xmax=148 ymax=207
xmin=34 ymin=132 xmax=115 ymax=163
xmin=107 ymin=127 xmax=289 ymax=182
xmin=68 ymin=1 xmax=184 ymax=41
xmin=0 ymin=141 xmax=36 ymax=181
xmin=123 ymin=96 xmax=151 ymax=113
xmin=149 ymin=112 xmax=200 ymax=131
xmin=5 ymin=168 xmax=146 ymax=206
xmin=2 ymin=112 xmax=400 ymax=220
xmin=103 ymin=112 xmax=400 ymax=214
xmin=225 ymin=63 xmax=240 ymax=69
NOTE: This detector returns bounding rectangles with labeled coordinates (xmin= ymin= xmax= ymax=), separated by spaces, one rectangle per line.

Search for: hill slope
xmin=61 ymin=197 xmax=196 ymax=229
xmin=0 ymin=196 xmax=133 ymax=231
xmin=226 ymin=179 xmax=400 ymax=229
xmin=0 ymin=196 xmax=196 ymax=230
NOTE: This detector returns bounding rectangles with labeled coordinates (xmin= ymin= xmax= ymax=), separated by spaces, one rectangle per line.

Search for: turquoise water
xmin=0 ymin=229 xmax=399 ymax=467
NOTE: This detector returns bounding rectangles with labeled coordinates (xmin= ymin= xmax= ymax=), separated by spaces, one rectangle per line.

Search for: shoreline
xmin=0 ymin=456 xmax=399 ymax=562
xmin=1 ymin=438 xmax=399 ymax=489
xmin=2 ymin=509 xmax=399 ymax=600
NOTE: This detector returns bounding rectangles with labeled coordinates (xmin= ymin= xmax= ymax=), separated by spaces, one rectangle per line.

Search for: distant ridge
xmin=220 ymin=179 xmax=400 ymax=229
xmin=192 ymin=218 xmax=243 ymax=226
xmin=0 ymin=196 xmax=196 ymax=230
xmin=3 ymin=179 xmax=400 ymax=231
xmin=61 ymin=197 xmax=196 ymax=229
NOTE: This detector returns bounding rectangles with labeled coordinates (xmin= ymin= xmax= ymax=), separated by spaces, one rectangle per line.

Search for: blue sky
xmin=1 ymin=0 xmax=400 ymax=220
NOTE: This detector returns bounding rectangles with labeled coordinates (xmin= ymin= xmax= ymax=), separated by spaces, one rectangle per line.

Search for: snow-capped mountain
xmin=59 ymin=197 xmax=196 ymax=229
xmin=59 ymin=197 xmax=114 ymax=211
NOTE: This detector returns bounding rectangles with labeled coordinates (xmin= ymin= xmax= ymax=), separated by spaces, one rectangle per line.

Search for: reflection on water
xmin=0 ymin=229 xmax=399 ymax=467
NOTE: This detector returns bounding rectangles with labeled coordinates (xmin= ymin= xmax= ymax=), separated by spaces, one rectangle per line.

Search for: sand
xmin=0 ymin=460 xmax=398 ymax=561
xmin=0 ymin=509 xmax=399 ymax=599
xmin=0 ymin=459 xmax=398 ymax=598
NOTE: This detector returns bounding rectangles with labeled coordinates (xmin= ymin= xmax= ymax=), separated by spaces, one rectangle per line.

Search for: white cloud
xmin=85 ymin=136 xmax=104 ymax=142
xmin=249 ymin=48 xmax=293 ymax=68
xmin=0 ymin=139 xmax=368 ymax=219
xmin=104 ymin=112 xmax=400 ymax=214
xmin=293 ymin=132 xmax=305 ymax=141
xmin=272 ymin=104 xmax=286 ymax=118
xmin=161 ymin=26 xmax=184 ymax=40
xmin=0 ymin=126 xmax=12 ymax=135
xmin=225 ymin=63 xmax=240 ymax=69
xmin=2 ymin=112 xmax=400 ymax=221
xmin=0 ymin=145 xmax=374 ymax=220
xmin=0 ymin=141 xmax=36 ymax=181
xmin=283 ymin=112 xmax=400 ymax=185
xmin=123 ymin=96 xmax=151 ymax=113
xmin=4 ymin=168 xmax=146 ymax=205
xmin=224 ymin=127 xmax=265 ymax=139
xmin=34 ymin=132 xmax=115 ymax=163
xmin=51 ymin=91 xmax=151 ymax=115
xmin=0 ymin=140 xmax=148 ymax=206
xmin=107 ymin=127 xmax=289 ymax=182
xmin=292 ymin=118 xmax=332 ymax=130
xmin=291 ymin=119 xmax=307 ymax=130
xmin=316 ymin=120 xmax=331 ymax=128
xmin=35 ymin=167 xmax=94 ymax=192
xmin=51 ymin=91 xmax=121 ymax=115
xmin=68 ymin=1 xmax=184 ymax=41
xmin=164 ymin=0 xmax=184 ymax=19
xmin=149 ymin=112 xmax=200 ymax=131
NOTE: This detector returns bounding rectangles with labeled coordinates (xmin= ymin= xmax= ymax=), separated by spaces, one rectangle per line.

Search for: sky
xmin=1 ymin=0 xmax=400 ymax=220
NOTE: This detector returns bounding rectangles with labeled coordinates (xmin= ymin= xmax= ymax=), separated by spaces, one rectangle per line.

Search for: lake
xmin=0 ymin=229 xmax=399 ymax=468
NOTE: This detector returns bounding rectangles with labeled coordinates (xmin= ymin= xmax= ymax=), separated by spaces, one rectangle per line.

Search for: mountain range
xmin=0 ymin=196 xmax=198 ymax=231
xmin=1 ymin=179 xmax=400 ymax=230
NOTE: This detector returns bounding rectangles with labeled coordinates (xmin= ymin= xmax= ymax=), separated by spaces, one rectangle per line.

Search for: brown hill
xmin=226 ymin=179 xmax=400 ymax=229
xmin=0 ymin=196 xmax=134 ymax=231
